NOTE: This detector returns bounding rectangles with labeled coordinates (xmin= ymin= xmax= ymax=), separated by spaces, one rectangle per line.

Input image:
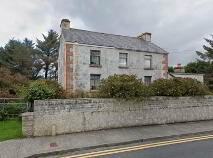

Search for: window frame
xmin=144 ymin=55 xmax=152 ymax=69
xmin=119 ymin=53 xmax=128 ymax=67
xmin=90 ymin=50 xmax=101 ymax=66
xmin=90 ymin=74 xmax=101 ymax=90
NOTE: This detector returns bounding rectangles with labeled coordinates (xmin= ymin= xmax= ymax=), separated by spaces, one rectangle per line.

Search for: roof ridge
xmin=68 ymin=28 xmax=143 ymax=40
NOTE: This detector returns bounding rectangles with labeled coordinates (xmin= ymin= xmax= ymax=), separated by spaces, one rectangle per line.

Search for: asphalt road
xmin=61 ymin=134 xmax=213 ymax=158
xmin=99 ymin=138 xmax=213 ymax=158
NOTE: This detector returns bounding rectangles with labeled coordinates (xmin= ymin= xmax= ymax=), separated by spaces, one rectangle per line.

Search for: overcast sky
xmin=1 ymin=0 xmax=213 ymax=66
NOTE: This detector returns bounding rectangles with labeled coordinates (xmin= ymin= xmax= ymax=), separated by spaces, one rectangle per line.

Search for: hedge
xmin=97 ymin=75 xmax=210 ymax=99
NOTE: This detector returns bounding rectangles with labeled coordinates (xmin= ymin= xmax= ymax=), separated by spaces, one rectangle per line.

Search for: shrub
xmin=97 ymin=74 xmax=153 ymax=99
xmin=0 ymin=67 xmax=28 ymax=97
xmin=0 ymin=110 xmax=8 ymax=121
xmin=151 ymin=78 xmax=209 ymax=97
xmin=4 ymin=104 xmax=28 ymax=115
xmin=0 ymin=104 xmax=28 ymax=120
xmin=22 ymin=80 xmax=64 ymax=103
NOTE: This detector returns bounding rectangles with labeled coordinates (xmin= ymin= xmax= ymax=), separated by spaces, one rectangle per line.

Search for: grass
xmin=0 ymin=119 xmax=24 ymax=141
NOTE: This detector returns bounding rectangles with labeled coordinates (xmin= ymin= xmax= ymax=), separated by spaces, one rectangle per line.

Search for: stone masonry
xmin=58 ymin=19 xmax=169 ymax=93
xmin=21 ymin=112 xmax=34 ymax=137
xmin=22 ymin=96 xmax=213 ymax=136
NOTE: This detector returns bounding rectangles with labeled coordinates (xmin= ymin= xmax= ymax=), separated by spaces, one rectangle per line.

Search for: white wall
xmin=58 ymin=36 xmax=65 ymax=88
xmin=169 ymin=73 xmax=204 ymax=83
xmin=73 ymin=44 xmax=167 ymax=91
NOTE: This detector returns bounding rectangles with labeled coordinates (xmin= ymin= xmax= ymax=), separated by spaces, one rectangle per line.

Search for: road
xmin=61 ymin=134 xmax=213 ymax=158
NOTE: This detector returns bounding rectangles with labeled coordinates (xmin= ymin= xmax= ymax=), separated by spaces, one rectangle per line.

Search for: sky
xmin=1 ymin=0 xmax=213 ymax=66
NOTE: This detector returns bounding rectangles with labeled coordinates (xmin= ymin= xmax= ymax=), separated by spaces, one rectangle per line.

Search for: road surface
xmin=61 ymin=134 xmax=213 ymax=158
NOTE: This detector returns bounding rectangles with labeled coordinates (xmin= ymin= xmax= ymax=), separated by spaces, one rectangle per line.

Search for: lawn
xmin=0 ymin=120 xmax=24 ymax=141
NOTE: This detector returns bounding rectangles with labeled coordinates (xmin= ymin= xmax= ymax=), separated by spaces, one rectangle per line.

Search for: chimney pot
xmin=60 ymin=19 xmax=70 ymax=29
xmin=137 ymin=32 xmax=152 ymax=42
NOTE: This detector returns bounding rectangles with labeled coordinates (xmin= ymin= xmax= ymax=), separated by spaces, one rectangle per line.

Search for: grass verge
xmin=0 ymin=120 xmax=24 ymax=141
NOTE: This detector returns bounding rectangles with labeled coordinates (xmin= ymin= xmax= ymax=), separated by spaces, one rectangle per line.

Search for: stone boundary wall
xmin=22 ymin=96 xmax=213 ymax=136
xmin=21 ymin=112 xmax=34 ymax=137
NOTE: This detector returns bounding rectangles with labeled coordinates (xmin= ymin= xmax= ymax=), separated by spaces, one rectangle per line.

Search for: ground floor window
xmin=144 ymin=76 xmax=152 ymax=85
xmin=90 ymin=74 xmax=101 ymax=90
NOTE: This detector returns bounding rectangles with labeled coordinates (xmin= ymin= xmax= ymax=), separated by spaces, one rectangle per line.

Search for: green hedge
xmin=97 ymin=75 xmax=210 ymax=99
xmin=151 ymin=78 xmax=209 ymax=97
xmin=97 ymin=74 xmax=153 ymax=99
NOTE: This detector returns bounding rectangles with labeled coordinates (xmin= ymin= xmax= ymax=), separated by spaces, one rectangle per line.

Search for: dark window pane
xmin=90 ymin=50 xmax=100 ymax=65
xmin=144 ymin=55 xmax=152 ymax=69
xmin=90 ymin=74 xmax=101 ymax=90
xmin=144 ymin=76 xmax=152 ymax=85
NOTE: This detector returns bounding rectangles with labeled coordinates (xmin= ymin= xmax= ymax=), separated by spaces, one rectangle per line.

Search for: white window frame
xmin=144 ymin=55 xmax=152 ymax=69
xmin=119 ymin=53 xmax=128 ymax=67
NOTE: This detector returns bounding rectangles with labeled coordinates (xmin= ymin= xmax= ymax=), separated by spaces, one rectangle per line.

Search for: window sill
xmin=118 ymin=66 xmax=129 ymax=69
xmin=89 ymin=64 xmax=102 ymax=68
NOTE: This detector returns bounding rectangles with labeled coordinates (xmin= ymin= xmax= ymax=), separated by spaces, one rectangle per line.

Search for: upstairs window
xmin=90 ymin=50 xmax=100 ymax=66
xmin=144 ymin=76 xmax=152 ymax=85
xmin=119 ymin=53 xmax=128 ymax=67
xmin=90 ymin=74 xmax=101 ymax=90
xmin=144 ymin=55 xmax=152 ymax=69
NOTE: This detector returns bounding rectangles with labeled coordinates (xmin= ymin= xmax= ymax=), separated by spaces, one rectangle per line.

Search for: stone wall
xmin=22 ymin=112 xmax=34 ymax=137
xmin=21 ymin=96 xmax=213 ymax=136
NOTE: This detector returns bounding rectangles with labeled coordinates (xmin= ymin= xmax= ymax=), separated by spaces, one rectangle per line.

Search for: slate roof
xmin=62 ymin=28 xmax=168 ymax=54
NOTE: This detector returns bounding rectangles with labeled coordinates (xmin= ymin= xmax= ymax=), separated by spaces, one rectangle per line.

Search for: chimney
xmin=137 ymin=32 xmax=152 ymax=42
xmin=60 ymin=19 xmax=70 ymax=29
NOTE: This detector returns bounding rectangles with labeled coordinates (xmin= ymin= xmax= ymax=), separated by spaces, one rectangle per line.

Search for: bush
xmin=0 ymin=67 xmax=28 ymax=97
xmin=97 ymin=74 xmax=153 ymax=99
xmin=0 ymin=110 xmax=8 ymax=121
xmin=4 ymin=104 xmax=28 ymax=115
xmin=22 ymin=80 xmax=64 ymax=103
xmin=151 ymin=78 xmax=209 ymax=97
xmin=97 ymin=75 xmax=209 ymax=99
xmin=0 ymin=104 xmax=27 ymax=120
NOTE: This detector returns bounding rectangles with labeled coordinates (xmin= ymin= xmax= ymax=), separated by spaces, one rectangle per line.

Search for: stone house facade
xmin=58 ymin=19 xmax=169 ymax=93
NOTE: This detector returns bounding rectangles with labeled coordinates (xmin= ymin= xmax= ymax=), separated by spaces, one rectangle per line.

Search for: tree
xmin=185 ymin=61 xmax=212 ymax=74
xmin=0 ymin=39 xmax=35 ymax=78
xmin=196 ymin=35 xmax=213 ymax=63
xmin=192 ymin=36 xmax=213 ymax=92
xmin=36 ymin=30 xmax=59 ymax=79
xmin=168 ymin=66 xmax=174 ymax=73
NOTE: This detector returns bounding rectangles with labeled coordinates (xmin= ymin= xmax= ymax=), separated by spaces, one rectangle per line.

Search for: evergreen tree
xmin=185 ymin=61 xmax=212 ymax=74
xmin=168 ymin=66 xmax=174 ymax=73
xmin=36 ymin=30 xmax=59 ymax=79
xmin=0 ymin=39 xmax=35 ymax=78
xmin=196 ymin=35 xmax=213 ymax=63
xmin=195 ymin=36 xmax=213 ymax=91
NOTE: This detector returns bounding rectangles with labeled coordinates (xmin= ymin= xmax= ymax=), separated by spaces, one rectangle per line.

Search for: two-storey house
xmin=58 ymin=19 xmax=168 ymax=93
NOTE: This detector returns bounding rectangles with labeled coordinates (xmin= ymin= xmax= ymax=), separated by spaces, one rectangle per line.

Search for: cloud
xmin=1 ymin=0 xmax=213 ymax=65
xmin=0 ymin=0 xmax=55 ymax=45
